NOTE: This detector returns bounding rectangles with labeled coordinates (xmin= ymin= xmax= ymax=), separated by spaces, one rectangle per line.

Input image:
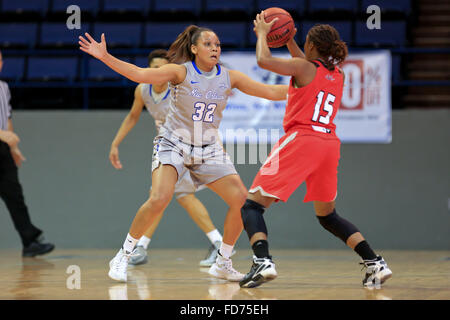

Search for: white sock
xmin=219 ymin=242 xmax=234 ymax=259
xmin=206 ymin=229 xmax=222 ymax=245
xmin=137 ymin=236 xmax=151 ymax=250
xmin=122 ymin=233 xmax=138 ymax=254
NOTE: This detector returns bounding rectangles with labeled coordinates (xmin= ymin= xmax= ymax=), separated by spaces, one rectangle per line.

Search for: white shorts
xmin=151 ymin=134 xmax=237 ymax=190
xmin=173 ymin=167 xmax=206 ymax=199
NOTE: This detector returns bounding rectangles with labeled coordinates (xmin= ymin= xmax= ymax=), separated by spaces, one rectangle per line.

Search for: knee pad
xmin=317 ymin=210 xmax=359 ymax=243
xmin=241 ymin=199 xmax=267 ymax=240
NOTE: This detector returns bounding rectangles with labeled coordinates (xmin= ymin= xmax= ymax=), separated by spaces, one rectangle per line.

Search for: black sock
xmin=354 ymin=241 xmax=377 ymax=260
xmin=252 ymin=240 xmax=270 ymax=258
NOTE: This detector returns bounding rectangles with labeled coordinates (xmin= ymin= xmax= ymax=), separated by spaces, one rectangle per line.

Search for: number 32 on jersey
xmin=192 ymin=102 xmax=217 ymax=123
xmin=312 ymin=91 xmax=335 ymax=125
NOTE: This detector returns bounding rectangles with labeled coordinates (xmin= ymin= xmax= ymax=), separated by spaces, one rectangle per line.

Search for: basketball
xmin=264 ymin=7 xmax=295 ymax=48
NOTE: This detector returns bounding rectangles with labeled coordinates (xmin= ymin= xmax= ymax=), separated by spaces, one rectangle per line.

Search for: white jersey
xmin=140 ymin=83 xmax=171 ymax=132
xmin=160 ymin=61 xmax=231 ymax=146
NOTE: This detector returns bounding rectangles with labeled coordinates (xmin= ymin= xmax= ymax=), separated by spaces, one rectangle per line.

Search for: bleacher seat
xmin=204 ymin=0 xmax=254 ymax=14
xmin=93 ymin=23 xmax=142 ymax=47
xmin=88 ymin=57 xmax=131 ymax=80
xmin=144 ymin=23 xmax=191 ymax=47
xmin=309 ymin=0 xmax=358 ymax=14
xmin=256 ymin=0 xmax=306 ymax=16
xmin=0 ymin=23 xmax=38 ymax=48
xmin=0 ymin=56 xmax=25 ymax=81
xmin=198 ymin=22 xmax=247 ymax=47
xmin=392 ymin=55 xmax=402 ymax=82
xmin=134 ymin=56 xmax=150 ymax=68
xmin=40 ymin=22 xmax=90 ymax=47
xmin=361 ymin=0 xmax=412 ymax=14
xmin=152 ymin=0 xmax=201 ymax=16
xmin=27 ymin=57 xmax=78 ymax=81
xmin=102 ymin=0 xmax=150 ymax=15
xmin=51 ymin=0 xmax=99 ymax=16
xmin=1 ymin=0 xmax=48 ymax=15
xmin=301 ymin=21 xmax=353 ymax=45
xmin=355 ymin=21 xmax=406 ymax=47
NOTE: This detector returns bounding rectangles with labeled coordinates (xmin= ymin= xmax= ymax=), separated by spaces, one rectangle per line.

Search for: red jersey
xmin=283 ymin=59 xmax=344 ymax=139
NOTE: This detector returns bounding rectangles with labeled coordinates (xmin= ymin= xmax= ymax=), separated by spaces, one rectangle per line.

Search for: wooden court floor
xmin=0 ymin=249 xmax=448 ymax=300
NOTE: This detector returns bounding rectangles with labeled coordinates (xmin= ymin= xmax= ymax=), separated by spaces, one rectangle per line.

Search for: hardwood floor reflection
xmin=0 ymin=249 xmax=448 ymax=300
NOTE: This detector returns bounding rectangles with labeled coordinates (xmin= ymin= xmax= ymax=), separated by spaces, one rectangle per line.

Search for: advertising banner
xmin=219 ymin=50 xmax=392 ymax=144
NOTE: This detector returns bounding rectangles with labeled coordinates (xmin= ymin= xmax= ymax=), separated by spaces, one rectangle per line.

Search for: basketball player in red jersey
xmin=239 ymin=12 xmax=392 ymax=288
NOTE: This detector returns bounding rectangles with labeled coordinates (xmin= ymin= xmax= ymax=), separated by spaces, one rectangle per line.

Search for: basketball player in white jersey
xmin=110 ymin=49 xmax=229 ymax=267
xmin=79 ymin=25 xmax=288 ymax=282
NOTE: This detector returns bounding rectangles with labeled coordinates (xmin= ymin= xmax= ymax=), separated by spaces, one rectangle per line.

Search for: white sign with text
xmin=219 ymin=50 xmax=392 ymax=144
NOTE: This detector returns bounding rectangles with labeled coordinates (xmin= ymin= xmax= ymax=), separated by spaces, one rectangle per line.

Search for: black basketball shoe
xmin=360 ymin=255 xmax=392 ymax=287
xmin=239 ymin=255 xmax=277 ymax=288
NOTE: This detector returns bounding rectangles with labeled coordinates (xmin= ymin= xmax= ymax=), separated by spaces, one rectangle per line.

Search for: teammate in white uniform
xmin=109 ymin=49 xmax=227 ymax=267
xmin=79 ymin=25 xmax=288 ymax=282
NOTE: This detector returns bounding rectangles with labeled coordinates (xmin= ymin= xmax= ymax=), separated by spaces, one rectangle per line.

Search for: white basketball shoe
xmin=108 ymin=248 xmax=131 ymax=282
xmin=129 ymin=246 xmax=148 ymax=266
xmin=208 ymin=253 xmax=244 ymax=282
xmin=200 ymin=241 xmax=236 ymax=267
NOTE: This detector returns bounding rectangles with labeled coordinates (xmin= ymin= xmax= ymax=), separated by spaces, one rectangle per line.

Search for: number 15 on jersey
xmin=312 ymin=91 xmax=335 ymax=125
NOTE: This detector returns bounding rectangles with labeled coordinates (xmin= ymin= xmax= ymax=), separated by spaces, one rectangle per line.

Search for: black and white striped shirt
xmin=0 ymin=80 xmax=12 ymax=131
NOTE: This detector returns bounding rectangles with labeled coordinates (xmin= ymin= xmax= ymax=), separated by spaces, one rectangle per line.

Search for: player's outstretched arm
xmin=109 ymin=85 xmax=145 ymax=169
xmin=229 ymin=70 xmax=288 ymax=101
xmin=79 ymin=33 xmax=184 ymax=84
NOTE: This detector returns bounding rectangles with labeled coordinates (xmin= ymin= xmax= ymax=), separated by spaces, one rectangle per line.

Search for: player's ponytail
xmin=329 ymin=39 xmax=347 ymax=66
xmin=168 ymin=25 xmax=213 ymax=64
xmin=307 ymin=24 xmax=348 ymax=70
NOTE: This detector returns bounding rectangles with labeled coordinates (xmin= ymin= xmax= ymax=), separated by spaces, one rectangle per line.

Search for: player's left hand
xmin=253 ymin=10 xmax=278 ymax=37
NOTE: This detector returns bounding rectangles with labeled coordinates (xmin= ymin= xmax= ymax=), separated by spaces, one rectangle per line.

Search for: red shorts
xmin=249 ymin=130 xmax=341 ymax=202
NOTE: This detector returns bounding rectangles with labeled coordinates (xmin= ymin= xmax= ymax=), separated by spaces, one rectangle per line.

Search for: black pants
xmin=0 ymin=141 xmax=41 ymax=247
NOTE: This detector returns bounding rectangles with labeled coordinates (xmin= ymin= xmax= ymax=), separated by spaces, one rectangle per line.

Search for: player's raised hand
xmin=291 ymin=28 xmax=298 ymax=40
xmin=79 ymin=33 xmax=108 ymax=61
xmin=253 ymin=10 xmax=278 ymax=37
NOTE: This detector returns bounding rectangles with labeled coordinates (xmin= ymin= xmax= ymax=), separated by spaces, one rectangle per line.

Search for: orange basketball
xmin=264 ymin=7 xmax=295 ymax=48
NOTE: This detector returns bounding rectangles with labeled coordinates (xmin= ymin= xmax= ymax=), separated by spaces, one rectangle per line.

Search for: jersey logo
xmin=205 ymin=90 xmax=225 ymax=100
xmin=325 ymin=74 xmax=335 ymax=81
xmin=190 ymin=89 xmax=225 ymax=100
xmin=191 ymin=81 xmax=200 ymax=84
xmin=191 ymin=89 xmax=203 ymax=98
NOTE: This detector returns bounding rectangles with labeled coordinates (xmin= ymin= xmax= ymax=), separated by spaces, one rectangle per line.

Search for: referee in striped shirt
xmin=0 ymin=50 xmax=54 ymax=257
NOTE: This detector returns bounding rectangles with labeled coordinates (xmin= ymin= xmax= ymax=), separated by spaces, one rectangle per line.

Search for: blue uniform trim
xmin=216 ymin=64 xmax=221 ymax=76
xmin=162 ymin=88 xmax=170 ymax=100
xmin=191 ymin=61 xmax=221 ymax=76
xmin=192 ymin=60 xmax=202 ymax=74
xmin=149 ymin=84 xmax=170 ymax=101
